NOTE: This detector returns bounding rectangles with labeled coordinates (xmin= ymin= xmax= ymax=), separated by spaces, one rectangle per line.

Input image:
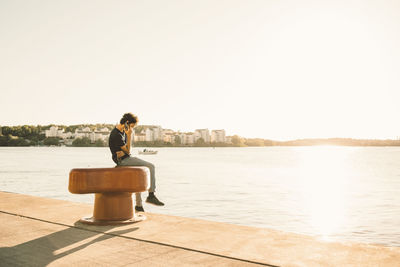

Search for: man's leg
xmin=119 ymin=156 xmax=164 ymax=207
xmin=135 ymin=192 xmax=142 ymax=207
xmin=119 ymin=156 xmax=156 ymax=192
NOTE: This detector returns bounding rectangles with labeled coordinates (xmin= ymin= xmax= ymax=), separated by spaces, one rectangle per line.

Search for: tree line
xmin=0 ymin=125 xmax=112 ymax=147
xmin=0 ymin=125 xmax=47 ymax=146
xmin=1 ymin=125 xmax=400 ymax=147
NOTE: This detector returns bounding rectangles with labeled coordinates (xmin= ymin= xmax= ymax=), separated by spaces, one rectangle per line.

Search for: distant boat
xmin=139 ymin=149 xmax=158 ymax=155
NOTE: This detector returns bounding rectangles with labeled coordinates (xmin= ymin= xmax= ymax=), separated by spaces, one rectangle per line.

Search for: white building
xmin=98 ymin=127 xmax=110 ymax=133
xmin=162 ymin=129 xmax=174 ymax=135
xmin=161 ymin=129 xmax=175 ymax=143
xmin=45 ymin=126 xmax=76 ymax=140
xmin=163 ymin=133 xmax=176 ymax=143
xmin=90 ymin=128 xmax=111 ymax=143
xmin=182 ymin=132 xmax=195 ymax=145
xmin=211 ymin=130 xmax=226 ymax=143
xmin=173 ymin=132 xmax=185 ymax=145
xmin=74 ymin=127 xmax=92 ymax=139
xmin=152 ymin=126 xmax=163 ymax=141
xmin=60 ymin=132 xmax=73 ymax=139
xmin=194 ymin=129 xmax=210 ymax=143
xmin=45 ymin=126 xmax=65 ymax=138
xmin=134 ymin=131 xmax=146 ymax=142
xmin=71 ymin=127 xmax=111 ymax=143
xmin=141 ymin=126 xmax=163 ymax=142
xmin=145 ymin=128 xmax=154 ymax=142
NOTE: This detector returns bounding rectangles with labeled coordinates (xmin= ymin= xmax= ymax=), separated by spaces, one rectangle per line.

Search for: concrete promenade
xmin=0 ymin=191 xmax=399 ymax=266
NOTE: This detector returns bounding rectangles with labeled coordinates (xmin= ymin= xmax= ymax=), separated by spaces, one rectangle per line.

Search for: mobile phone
xmin=124 ymin=122 xmax=129 ymax=131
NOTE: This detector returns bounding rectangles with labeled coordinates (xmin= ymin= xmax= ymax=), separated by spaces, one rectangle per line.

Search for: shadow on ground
xmin=0 ymin=222 xmax=138 ymax=266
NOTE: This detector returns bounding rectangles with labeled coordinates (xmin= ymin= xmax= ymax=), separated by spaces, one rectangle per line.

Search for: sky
xmin=1 ymin=0 xmax=399 ymax=140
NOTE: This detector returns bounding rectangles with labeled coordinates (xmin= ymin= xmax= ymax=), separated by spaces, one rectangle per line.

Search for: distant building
xmin=182 ymin=132 xmax=195 ymax=145
xmin=74 ymin=127 xmax=92 ymax=139
xmin=60 ymin=132 xmax=73 ymax=139
xmin=98 ymin=127 xmax=110 ymax=133
xmin=174 ymin=132 xmax=185 ymax=145
xmin=163 ymin=133 xmax=175 ymax=143
xmin=152 ymin=126 xmax=163 ymax=141
xmin=162 ymin=129 xmax=174 ymax=135
xmin=49 ymin=127 xmax=111 ymax=143
xmin=134 ymin=131 xmax=146 ymax=142
xmin=45 ymin=126 xmax=65 ymax=138
xmin=90 ymin=128 xmax=111 ymax=143
xmin=145 ymin=128 xmax=154 ymax=142
xmin=139 ymin=126 xmax=163 ymax=142
xmin=211 ymin=130 xmax=226 ymax=143
xmin=161 ymin=129 xmax=175 ymax=143
xmin=64 ymin=139 xmax=74 ymax=146
xmin=195 ymin=129 xmax=210 ymax=143
xmin=40 ymin=124 xmax=230 ymax=145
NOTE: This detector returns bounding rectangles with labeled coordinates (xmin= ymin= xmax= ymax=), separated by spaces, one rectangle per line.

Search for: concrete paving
xmin=0 ymin=191 xmax=399 ymax=266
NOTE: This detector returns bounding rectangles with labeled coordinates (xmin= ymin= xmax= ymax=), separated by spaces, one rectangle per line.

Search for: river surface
xmin=0 ymin=146 xmax=399 ymax=247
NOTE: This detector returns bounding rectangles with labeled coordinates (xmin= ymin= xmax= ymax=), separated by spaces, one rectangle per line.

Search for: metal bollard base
xmin=78 ymin=214 xmax=146 ymax=225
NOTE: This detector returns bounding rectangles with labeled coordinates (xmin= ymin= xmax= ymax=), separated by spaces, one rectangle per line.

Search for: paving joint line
xmin=0 ymin=210 xmax=279 ymax=267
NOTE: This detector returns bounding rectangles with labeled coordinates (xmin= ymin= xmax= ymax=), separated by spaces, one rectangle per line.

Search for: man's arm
xmin=120 ymin=145 xmax=130 ymax=155
xmin=116 ymin=151 xmax=125 ymax=158
xmin=120 ymin=127 xmax=132 ymax=155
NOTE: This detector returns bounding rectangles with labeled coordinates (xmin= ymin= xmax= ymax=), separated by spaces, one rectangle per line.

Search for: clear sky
xmin=1 ymin=0 xmax=399 ymax=140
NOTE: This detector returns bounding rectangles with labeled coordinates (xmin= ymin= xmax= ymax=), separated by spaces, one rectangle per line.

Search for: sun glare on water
xmin=295 ymin=146 xmax=355 ymax=240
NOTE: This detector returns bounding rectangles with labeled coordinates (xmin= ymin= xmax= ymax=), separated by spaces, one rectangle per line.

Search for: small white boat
xmin=139 ymin=149 xmax=158 ymax=155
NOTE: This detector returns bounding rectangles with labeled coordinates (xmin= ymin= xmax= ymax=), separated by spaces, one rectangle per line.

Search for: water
xmin=0 ymin=146 xmax=399 ymax=247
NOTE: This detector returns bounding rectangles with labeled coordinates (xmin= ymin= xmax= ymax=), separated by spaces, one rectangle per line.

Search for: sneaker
xmin=146 ymin=195 xmax=165 ymax=206
xmin=135 ymin=206 xmax=144 ymax=212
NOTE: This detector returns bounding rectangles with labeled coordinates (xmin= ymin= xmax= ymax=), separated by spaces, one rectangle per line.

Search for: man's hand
xmin=126 ymin=126 xmax=133 ymax=135
xmin=116 ymin=151 xmax=125 ymax=159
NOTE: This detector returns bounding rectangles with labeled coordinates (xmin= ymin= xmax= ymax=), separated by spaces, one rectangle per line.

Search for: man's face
xmin=129 ymin=123 xmax=136 ymax=129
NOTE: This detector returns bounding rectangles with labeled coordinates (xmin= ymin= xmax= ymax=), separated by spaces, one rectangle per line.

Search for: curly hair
xmin=120 ymin=113 xmax=138 ymax=125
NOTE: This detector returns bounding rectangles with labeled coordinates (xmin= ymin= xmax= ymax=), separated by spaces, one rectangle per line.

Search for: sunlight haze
xmin=1 ymin=0 xmax=399 ymax=140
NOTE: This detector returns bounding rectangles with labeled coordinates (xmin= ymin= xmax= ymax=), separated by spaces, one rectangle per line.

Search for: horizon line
xmin=1 ymin=123 xmax=399 ymax=142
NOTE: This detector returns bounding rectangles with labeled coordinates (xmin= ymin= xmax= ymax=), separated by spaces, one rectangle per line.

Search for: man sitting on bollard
xmin=108 ymin=112 xmax=164 ymax=212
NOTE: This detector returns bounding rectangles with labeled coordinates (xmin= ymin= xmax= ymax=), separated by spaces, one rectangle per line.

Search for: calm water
xmin=0 ymin=146 xmax=399 ymax=247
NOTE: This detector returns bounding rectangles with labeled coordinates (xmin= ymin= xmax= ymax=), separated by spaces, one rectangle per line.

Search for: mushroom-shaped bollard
xmin=69 ymin=167 xmax=150 ymax=225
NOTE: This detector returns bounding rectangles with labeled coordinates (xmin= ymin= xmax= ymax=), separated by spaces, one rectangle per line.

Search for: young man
xmin=108 ymin=112 xmax=164 ymax=212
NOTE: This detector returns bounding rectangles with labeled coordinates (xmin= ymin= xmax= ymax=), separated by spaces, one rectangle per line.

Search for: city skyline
xmin=1 ymin=1 xmax=400 ymax=141
xmin=2 ymin=123 xmax=399 ymax=142
xmin=33 ymin=125 xmax=229 ymax=146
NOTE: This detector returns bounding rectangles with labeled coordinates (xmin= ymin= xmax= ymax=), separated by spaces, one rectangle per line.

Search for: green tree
xmin=29 ymin=136 xmax=41 ymax=146
xmin=245 ymin=138 xmax=264 ymax=146
xmin=0 ymin=135 xmax=8 ymax=146
xmin=153 ymin=140 xmax=164 ymax=147
xmin=94 ymin=139 xmax=105 ymax=147
xmin=20 ymin=125 xmax=32 ymax=137
xmin=0 ymin=135 xmax=28 ymax=146
xmin=44 ymin=137 xmax=60 ymax=146
xmin=65 ymin=125 xmax=80 ymax=133
xmin=263 ymin=140 xmax=274 ymax=146
xmin=8 ymin=137 xmax=29 ymax=146
xmin=1 ymin=126 xmax=12 ymax=136
xmin=231 ymin=135 xmax=245 ymax=146
xmin=72 ymin=137 xmax=91 ymax=147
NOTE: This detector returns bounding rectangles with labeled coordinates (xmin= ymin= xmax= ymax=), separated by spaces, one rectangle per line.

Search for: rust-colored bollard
xmin=69 ymin=167 xmax=150 ymax=225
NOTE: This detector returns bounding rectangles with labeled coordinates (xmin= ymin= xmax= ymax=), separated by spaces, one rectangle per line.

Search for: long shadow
xmin=0 ymin=221 xmax=139 ymax=266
